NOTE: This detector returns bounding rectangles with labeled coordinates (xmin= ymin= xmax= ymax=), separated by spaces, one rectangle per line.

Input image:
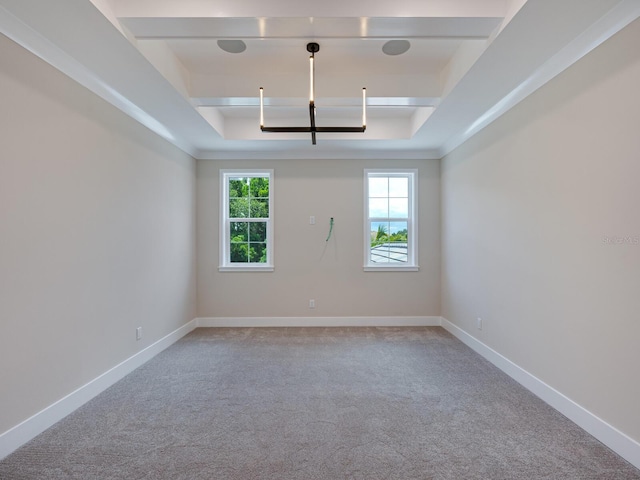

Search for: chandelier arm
xmin=260 ymin=127 xmax=313 ymax=133
xmin=315 ymin=127 xmax=367 ymax=133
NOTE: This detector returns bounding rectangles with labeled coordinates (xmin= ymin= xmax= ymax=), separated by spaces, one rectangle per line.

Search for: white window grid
xmin=364 ymin=169 xmax=418 ymax=271
xmin=219 ymin=169 xmax=274 ymax=272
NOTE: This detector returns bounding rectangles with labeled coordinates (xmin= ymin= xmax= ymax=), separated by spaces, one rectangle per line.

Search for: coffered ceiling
xmin=1 ymin=0 xmax=638 ymax=159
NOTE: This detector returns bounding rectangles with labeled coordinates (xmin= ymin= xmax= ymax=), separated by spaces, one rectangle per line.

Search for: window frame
xmin=219 ymin=169 xmax=274 ymax=272
xmin=363 ymin=168 xmax=419 ymax=272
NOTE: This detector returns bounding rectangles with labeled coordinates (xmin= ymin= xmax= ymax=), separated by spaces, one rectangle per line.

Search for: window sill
xmin=363 ymin=265 xmax=419 ymax=272
xmin=218 ymin=265 xmax=274 ymax=273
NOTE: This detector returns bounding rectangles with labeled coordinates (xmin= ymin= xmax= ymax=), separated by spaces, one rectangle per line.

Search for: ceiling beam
xmin=119 ymin=17 xmax=503 ymax=40
xmin=110 ymin=0 xmax=510 ymax=19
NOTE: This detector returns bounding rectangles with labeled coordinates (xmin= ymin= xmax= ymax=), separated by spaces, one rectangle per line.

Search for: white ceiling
xmin=1 ymin=0 xmax=638 ymax=159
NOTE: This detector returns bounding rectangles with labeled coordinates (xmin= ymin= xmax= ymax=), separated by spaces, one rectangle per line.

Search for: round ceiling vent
xmin=217 ymin=39 xmax=247 ymax=54
xmin=382 ymin=40 xmax=411 ymax=56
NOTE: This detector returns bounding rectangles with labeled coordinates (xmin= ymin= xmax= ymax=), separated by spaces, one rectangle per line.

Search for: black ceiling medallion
xmin=259 ymin=42 xmax=366 ymax=145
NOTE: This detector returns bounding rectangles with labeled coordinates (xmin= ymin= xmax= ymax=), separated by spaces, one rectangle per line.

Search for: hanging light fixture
xmin=259 ymin=42 xmax=366 ymax=145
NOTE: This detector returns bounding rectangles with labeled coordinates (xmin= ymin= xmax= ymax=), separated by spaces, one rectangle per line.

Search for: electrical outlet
xmin=309 ymin=216 xmax=315 ymax=225
xmin=309 ymin=299 xmax=315 ymax=309
xmin=136 ymin=327 xmax=142 ymax=340
xmin=476 ymin=318 xmax=482 ymax=330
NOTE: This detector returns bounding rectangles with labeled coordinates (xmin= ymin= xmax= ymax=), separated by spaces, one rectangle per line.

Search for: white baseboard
xmin=440 ymin=317 xmax=640 ymax=471
xmin=4 ymin=317 xmax=638 ymax=471
xmin=0 ymin=319 xmax=198 ymax=461
xmin=196 ymin=316 xmax=442 ymax=328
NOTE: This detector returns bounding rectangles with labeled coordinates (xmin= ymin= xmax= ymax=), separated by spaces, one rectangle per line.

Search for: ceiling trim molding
xmin=0 ymin=4 xmax=196 ymax=156
xmin=438 ymin=0 xmax=640 ymax=158
xmin=197 ymin=148 xmax=442 ymax=161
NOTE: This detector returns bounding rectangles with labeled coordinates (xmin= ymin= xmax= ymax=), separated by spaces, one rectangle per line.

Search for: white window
xmin=364 ymin=169 xmax=418 ymax=271
xmin=219 ymin=170 xmax=274 ymax=272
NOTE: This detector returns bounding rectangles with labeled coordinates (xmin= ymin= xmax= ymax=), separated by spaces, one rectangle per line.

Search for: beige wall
xmin=0 ymin=34 xmax=196 ymax=434
xmin=441 ymin=18 xmax=640 ymax=442
xmin=197 ymin=159 xmax=440 ymax=318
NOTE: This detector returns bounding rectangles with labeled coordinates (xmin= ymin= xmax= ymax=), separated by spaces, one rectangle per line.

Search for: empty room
xmin=1 ymin=0 xmax=639 ymax=478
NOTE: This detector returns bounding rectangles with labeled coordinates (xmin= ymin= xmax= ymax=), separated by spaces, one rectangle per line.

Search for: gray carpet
xmin=1 ymin=327 xmax=638 ymax=479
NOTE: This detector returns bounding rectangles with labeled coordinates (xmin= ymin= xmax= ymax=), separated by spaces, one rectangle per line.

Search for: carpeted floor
xmin=1 ymin=327 xmax=638 ymax=479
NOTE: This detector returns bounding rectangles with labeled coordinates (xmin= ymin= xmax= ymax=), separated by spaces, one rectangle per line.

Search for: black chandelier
xmin=259 ymin=42 xmax=367 ymax=145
